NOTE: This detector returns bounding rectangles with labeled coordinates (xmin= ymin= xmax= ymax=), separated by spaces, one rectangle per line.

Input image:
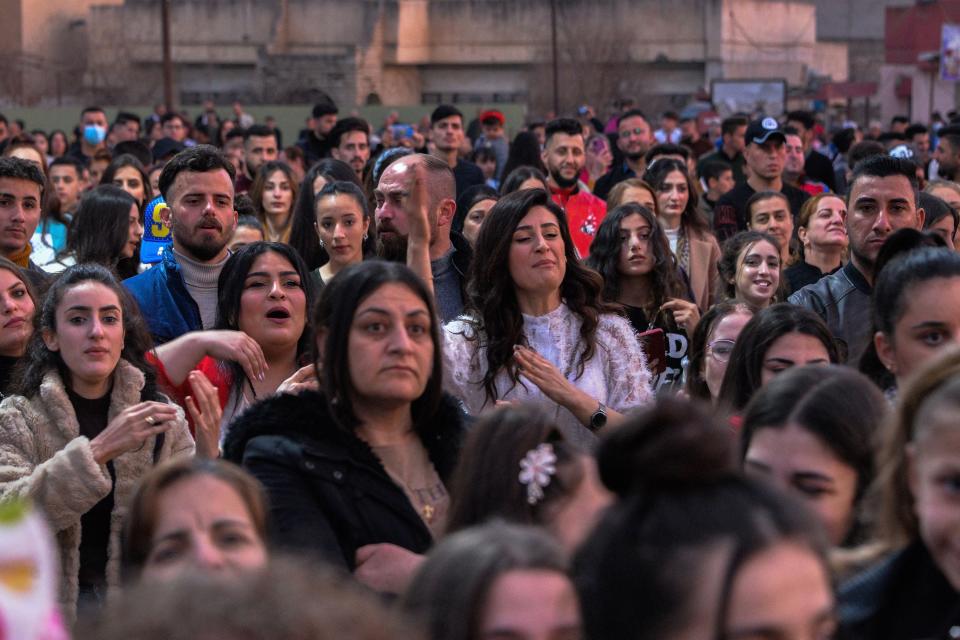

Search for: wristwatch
xmin=590 ymin=402 xmax=608 ymax=431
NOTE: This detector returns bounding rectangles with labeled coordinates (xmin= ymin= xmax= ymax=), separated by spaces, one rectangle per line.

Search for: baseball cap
xmin=480 ymin=110 xmax=505 ymax=126
xmin=152 ymin=137 xmax=185 ymax=162
xmin=745 ymin=117 xmax=786 ymax=146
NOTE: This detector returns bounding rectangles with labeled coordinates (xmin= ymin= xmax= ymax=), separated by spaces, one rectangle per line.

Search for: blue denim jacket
xmin=123 ymin=250 xmax=201 ymax=345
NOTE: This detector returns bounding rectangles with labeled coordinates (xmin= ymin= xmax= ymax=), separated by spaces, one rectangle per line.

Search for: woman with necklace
xmin=223 ymin=259 xmax=467 ymax=595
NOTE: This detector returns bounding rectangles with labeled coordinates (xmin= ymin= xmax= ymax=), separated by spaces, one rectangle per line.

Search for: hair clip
xmin=519 ymin=443 xmax=557 ymax=505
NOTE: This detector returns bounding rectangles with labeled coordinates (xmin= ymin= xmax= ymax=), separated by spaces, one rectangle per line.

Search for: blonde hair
xmin=797 ymin=192 xmax=846 ymax=232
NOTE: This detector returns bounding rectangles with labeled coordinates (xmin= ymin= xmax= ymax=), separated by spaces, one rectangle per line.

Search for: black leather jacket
xmin=788 ymin=261 xmax=872 ymax=365
xmin=838 ymin=541 xmax=960 ymax=640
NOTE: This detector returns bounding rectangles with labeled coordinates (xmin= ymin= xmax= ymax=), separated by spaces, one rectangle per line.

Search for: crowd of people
xmin=0 ymin=96 xmax=959 ymax=639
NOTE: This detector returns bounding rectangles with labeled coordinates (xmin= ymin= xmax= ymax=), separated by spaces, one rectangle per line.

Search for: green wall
xmin=4 ymin=104 xmax=528 ymax=147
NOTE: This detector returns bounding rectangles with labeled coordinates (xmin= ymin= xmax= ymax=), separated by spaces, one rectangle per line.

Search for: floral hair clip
xmin=519 ymin=443 xmax=557 ymax=505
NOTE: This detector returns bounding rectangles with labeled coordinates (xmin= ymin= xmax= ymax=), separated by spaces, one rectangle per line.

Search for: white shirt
xmin=664 ymin=227 xmax=680 ymax=255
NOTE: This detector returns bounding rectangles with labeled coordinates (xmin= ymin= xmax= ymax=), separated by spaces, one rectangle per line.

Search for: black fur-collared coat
xmin=222 ymin=390 xmax=467 ymax=570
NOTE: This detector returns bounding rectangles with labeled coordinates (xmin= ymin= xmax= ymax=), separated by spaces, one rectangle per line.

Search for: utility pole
xmin=161 ymin=0 xmax=174 ymax=111
xmin=550 ymin=0 xmax=559 ymax=116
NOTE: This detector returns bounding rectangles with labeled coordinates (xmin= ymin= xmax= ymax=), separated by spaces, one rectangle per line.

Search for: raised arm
xmin=405 ymin=162 xmax=434 ymax=296
xmin=153 ymin=330 xmax=267 ymax=386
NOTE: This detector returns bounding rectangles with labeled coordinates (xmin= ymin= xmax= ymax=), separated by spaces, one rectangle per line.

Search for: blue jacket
xmin=123 ymin=250 xmax=201 ymax=345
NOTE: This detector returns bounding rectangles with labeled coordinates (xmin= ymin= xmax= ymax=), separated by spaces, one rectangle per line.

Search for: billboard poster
xmin=141 ymin=195 xmax=172 ymax=264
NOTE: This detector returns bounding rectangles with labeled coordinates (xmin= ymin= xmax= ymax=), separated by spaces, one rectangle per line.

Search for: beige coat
xmin=687 ymin=226 xmax=722 ymax=311
xmin=0 ymin=360 xmax=194 ymax=622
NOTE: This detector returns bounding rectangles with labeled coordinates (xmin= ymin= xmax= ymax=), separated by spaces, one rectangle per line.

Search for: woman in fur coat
xmin=0 ymin=264 xmax=218 ymax=622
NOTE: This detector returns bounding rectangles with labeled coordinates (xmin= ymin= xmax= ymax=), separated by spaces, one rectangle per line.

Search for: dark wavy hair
xmin=312 ymin=260 xmax=443 ymax=434
xmin=214 ymin=242 xmax=315 ymax=403
xmin=463 ymin=188 xmax=617 ymax=405
xmin=642 ymin=158 xmax=709 ymax=235
xmin=586 ymin=203 xmax=688 ymax=328
xmin=716 ymin=230 xmax=785 ymax=306
xmin=717 ymin=303 xmax=840 ymax=411
xmin=14 ymin=263 xmax=160 ymax=400
xmin=289 ymin=158 xmax=365 ymax=270
xmin=99 ymin=154 xmax=153 ymax=279
xmin=59 ymin=185 xmax=139 ymax=273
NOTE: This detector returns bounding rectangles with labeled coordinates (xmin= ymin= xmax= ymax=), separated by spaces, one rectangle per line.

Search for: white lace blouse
xmin=443 ymin=303 xmax=653 ymax=449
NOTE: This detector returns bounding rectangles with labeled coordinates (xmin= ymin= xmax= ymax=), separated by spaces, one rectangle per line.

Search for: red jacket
xmin=549 ymin=184 xmax=607 ymax=258
xmin=148 ymin=353 xmax=232 ymax=435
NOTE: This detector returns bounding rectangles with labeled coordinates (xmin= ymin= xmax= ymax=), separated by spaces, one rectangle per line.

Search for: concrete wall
xmin=813 ymin=41 xmax=849 ymax=82
xmin=812 ymin=0 xmax=912 ymax=84
xmin=0 ymin=0 xmax=873 ymax=112
xmin=878 ymin=63 xmax=911 ymax=122
xmin=719 ymin=0 xmax=816 ymax=86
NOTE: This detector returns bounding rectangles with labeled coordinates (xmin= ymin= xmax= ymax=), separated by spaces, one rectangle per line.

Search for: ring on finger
xmin=145 ymin=415 xmax=157 ymax=426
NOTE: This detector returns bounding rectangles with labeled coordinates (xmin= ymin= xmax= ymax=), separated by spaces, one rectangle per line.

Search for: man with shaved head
xmin=374 ymin=153 xmax=471 ymax=321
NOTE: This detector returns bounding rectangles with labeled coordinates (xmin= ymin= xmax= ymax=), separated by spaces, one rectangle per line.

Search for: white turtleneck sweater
xmin=173 ymin=248 xmax=229 ymax=329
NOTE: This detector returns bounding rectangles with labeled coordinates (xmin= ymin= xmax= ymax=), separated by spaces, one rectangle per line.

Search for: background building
xmin=0 ymin=0 xmax=933 ymax=125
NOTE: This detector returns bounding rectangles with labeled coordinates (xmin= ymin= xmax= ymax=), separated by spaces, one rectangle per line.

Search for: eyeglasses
xmin=707 ymin=339 xmax=736 ymax=363
xmin=620 ymin=128 xmax=647 ymax=139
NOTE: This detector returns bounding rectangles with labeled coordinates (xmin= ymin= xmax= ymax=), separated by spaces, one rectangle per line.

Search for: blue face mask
xmin=83 ymin=124 xmax=106 ymax=145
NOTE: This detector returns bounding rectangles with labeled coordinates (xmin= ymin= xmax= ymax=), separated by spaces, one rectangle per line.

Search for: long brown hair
xmin=643 ymin=158 xmax=710 ymax=236
xmin=586 ymin=203 xmax=689 ymax=329
xmin=249 ymin=161 xmax=299 ymax=242
xmin=462 ymin=188 xmax=618 ymax=405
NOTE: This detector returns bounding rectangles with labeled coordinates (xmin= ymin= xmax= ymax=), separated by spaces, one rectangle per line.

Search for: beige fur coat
xmin=0 ymin=360 xmax=194 ymax=622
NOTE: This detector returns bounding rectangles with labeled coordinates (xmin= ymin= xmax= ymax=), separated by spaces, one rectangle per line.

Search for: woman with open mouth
xmin=0 ymin=264 xmax=207 ymax=622
xmin=150 ymin=242 xmax=316 ymax=445
xmin=717 ymin=230 xmax=785 ymax=311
